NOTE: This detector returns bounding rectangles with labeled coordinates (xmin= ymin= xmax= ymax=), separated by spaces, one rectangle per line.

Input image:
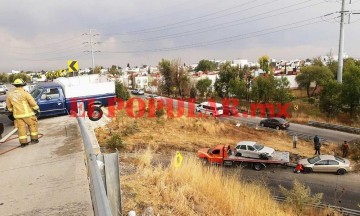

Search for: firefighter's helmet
xmin=13 ymin=79 xmax=27 ymax=87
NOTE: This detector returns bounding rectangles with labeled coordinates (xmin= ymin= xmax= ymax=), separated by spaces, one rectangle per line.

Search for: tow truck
xmin=197 ymin=145 xmax=290 ymax=171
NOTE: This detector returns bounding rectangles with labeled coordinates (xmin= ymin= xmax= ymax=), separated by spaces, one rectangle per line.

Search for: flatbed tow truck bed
xmin=197 ymin=145 xmax=290 ymax=171
xmin=223 ymin=152 xmax=290 ymax=170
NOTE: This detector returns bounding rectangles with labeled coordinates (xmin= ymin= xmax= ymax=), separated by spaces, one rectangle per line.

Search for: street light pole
xmin=337 ymin=0 xmax=346 ymax=83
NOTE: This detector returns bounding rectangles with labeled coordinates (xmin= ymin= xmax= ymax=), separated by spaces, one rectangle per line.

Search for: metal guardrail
xmin=308 ymin=121 xmax=360 ymax=134
xmin=273 ymin=195 xmax=360 ymax=216
xmin=77 ymin=117 xmax=113 ymax=216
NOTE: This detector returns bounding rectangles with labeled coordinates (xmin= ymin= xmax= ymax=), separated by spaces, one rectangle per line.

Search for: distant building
xmin=11 ymin=70 xmax=20 ymax=74
xmin=233 ymin=59 xmax=249 ymax=68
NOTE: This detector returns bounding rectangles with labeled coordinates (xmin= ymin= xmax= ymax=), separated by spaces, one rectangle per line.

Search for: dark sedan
xmin=260 ymin=117 xmax=289 ymax=130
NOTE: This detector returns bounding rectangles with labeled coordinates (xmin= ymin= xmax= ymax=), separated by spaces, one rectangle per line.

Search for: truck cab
xmin=197 ymin=145 xmax=229 ymax=164
xmin=31 ymin=82 xmax=67 ymax=116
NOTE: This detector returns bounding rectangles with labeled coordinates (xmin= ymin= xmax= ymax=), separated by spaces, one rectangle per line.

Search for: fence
xmin=77 ymin=117 xmax=113 ymax=216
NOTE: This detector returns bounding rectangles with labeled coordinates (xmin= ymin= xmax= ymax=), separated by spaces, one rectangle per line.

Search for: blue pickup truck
xmin=1 ymin=75 xmax=115 ymax=121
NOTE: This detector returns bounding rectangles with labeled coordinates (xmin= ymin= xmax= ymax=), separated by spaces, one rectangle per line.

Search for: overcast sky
xmin=1 ymin=0 xmax=360 ymax=72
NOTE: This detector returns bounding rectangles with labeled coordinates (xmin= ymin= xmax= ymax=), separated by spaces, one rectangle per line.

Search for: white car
xmin=145 ymin=94 xmax=161 ymax=99
xmin=0 ymin=85 xmax=7 ymax=94
xmin=235 ymin=141 xmax=275 ymax=159
xmin=131 ymin=89 xmax=144 ymax=95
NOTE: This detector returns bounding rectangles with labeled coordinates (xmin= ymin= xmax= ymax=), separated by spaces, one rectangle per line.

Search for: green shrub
xmin=155 ymin=108 xmax=165 ymax=118
xmin=115 ymin=81 xmax=130 ymax=100
xmin=106 ymin=134 xmax=124 ymax=150
xmin=279 ymin=180 xmax=323 ymax=216
xmin=121 ymin=121 xmax=139 ymax=136
xmin=308 ymin=97 xmax=315 ymax=104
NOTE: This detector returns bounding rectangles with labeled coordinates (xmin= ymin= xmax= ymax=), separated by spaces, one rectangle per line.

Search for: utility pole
xmin=83 ymin=29 xmax=100 ymax=74
xmin=89 ymin=29 xmax=95 ymax=73
xmin=337 ymin=0 xmax=346 ymax=83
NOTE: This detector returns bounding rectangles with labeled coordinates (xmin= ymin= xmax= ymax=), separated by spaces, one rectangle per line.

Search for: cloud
xmin=0 ymin=0 xmax=359 ymax=71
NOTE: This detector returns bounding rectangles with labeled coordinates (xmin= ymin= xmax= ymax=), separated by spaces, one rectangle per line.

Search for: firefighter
xmin=6 ymin=79 xmax=40 ymax=147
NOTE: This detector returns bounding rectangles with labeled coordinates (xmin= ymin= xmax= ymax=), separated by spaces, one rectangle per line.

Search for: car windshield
xmin=253 ymin=143 xmax=264 ymax=151
xmin=308 ymin=156 xmax=321 ymax=164
xmin=334 ymin=156 xmax=345 ymax=163
xmin=216 ymin=106 xmax=223 ymax=110
xmin=30 ymin=87 xmax=42 ymax=99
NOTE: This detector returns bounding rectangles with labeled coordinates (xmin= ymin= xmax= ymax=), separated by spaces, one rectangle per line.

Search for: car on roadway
xmin=298 ymin=155 xmax=352 ymax=175
xmin=235 ymin=141 xmax=275 ymax=159
xmin=222 ymin=105 xmax=239 ymax=116
xmin=260 ymin=117 xmax=290 ymax=130
xmin=131 ymin=88 xmax=144 ymax=95
xmin=145 ymin=94 xmax=161 ymax=99
xmin=0 ymin=85 xmax=7 ymax=94
xmin=196 ymin=102 xmax=223 ymax=116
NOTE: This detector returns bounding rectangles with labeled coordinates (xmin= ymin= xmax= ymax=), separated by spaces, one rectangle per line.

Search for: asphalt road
xmin=230 ymin=164 xmax=360 ymax=210
xmin=133 ymin=94 xmax=360 ymax=144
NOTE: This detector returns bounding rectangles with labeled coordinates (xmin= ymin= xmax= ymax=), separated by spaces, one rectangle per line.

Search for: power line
xmin=102 ymin=15 xmax=324 ymax=54
xmin=117 ymin=0 xmax=324 ymax=43
xmin=105 ymin=0 xmax=270 ymax=36
xmin=11 ymin=36 xmax=84 ymax=50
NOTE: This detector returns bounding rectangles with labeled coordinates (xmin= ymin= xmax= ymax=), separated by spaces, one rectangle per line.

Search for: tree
xmin=312 ymin=57 xmax=324 ymax=67
xmin=258 ymin=55 xmax=270 ymax=73
xmin=342 ymin=65 xmax=360 ymax=117
xmin=0 ymin=73 xmax=9 ymax=83
xmin=190 ymin=86 xmax=197 ymax=98
xmin=195 ymin=59 xmax=216 ymax=72
xmin=158 ymin=59 xmax=173 ymax=96
xmin=229 ymin=77 xmax=247 ymax=100
xmin=196 ymin=78 xmax=212 ymax=98
xmin=8 ymin=73 xmax=31 ymax=83
xmin=109 ymin=65 xmax=119 ymax=75
xmin=115 ymin=81 xmax=130 ymax=100
xmin=159 ymin=59 xmax=190 ymax=97
xmin=91 ymin=66 xmax=101 ymax=74
xmin=214 ymin=62 xmax=239 ymax=97
xmin=250 ymin=74 xmax=278 ymax=103
xmin=273 ymin=76 xmax=294 ymax=104
xmin=280 ymin=180 xmax=323 ymax=216
xmin=295 ymin=66 xmax=333 ymax=98
xmin=319 ymin=80 xmax=342 ymax=117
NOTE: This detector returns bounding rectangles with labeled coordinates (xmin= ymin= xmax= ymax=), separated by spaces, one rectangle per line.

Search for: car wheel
xmin=88 ymin=106 xmax=103 ymax=121
xmin=235 ymin=152 xmax=242 ymax=157
xmin=253 ymin=163 xmax=264 ymax=171
xmin=275 ymin=126 xmax=280 ymax=130
xmin=304 ymin=167 xmax=313 ymax=173
xmin=336 ymin=169 xmax=346 ymax=175
xmin=260 ymin=123 xmax=265 ymax=127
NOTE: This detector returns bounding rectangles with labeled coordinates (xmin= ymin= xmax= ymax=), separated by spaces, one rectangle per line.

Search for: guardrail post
xmin=104 ymin=152 xmax=122 ymax=216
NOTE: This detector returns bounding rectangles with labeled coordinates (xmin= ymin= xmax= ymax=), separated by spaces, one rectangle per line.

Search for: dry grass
xmin=121 ymin=149 xmax=291 ymax=216
xmin=120 ymin=149 xmax=343 ymax=216
xmin=101 ymin=101 xmax=349 ymax=215
xmin=288 ymin=100 xmax=360 ymax=127
xmin=95 ymin=109 xmax=333 ymax=158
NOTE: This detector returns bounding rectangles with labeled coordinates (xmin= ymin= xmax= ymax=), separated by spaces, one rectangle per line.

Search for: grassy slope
xmin=95 ymin=110 xmax=335 ymax=157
